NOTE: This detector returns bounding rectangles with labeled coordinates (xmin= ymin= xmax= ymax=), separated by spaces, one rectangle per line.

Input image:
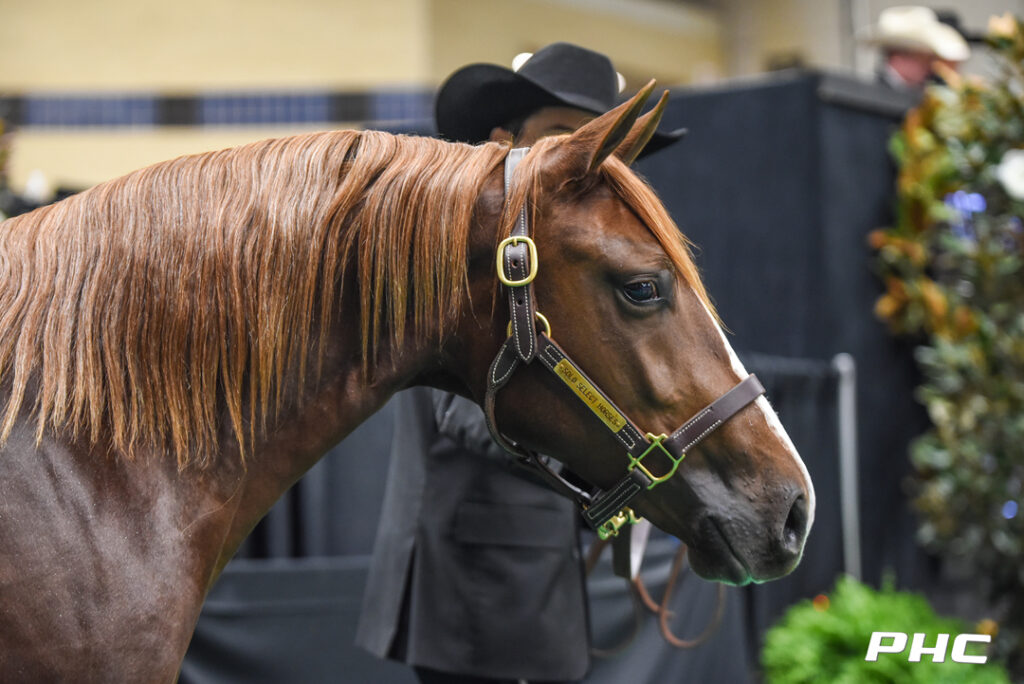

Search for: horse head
xmin=453 ymin=84 xmax=814 ymax=585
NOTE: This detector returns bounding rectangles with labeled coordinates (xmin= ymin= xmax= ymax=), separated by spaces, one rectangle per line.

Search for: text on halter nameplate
xmin=553 ymin=359 xmax=625 ymax=433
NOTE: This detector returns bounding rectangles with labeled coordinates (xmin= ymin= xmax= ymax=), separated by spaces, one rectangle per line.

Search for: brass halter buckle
xmin=496 ymin=235 xmax=539 ymax=287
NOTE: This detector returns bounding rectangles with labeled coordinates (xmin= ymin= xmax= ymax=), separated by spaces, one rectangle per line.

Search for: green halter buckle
xmin=627 ymin=432 xmax=685 ymax=490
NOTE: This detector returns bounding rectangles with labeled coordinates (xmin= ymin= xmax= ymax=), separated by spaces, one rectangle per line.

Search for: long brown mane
xmin=0 ymin=129 xmax=709 ymax=468
xmin=0 ymin=130 xmax=506 ymax=466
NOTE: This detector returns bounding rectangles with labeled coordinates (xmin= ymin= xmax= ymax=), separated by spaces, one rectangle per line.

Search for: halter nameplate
xmin=484 ymin=147 xmax=766 ymax=539
xmin=552 ymin=359 xmax=627 ymax=433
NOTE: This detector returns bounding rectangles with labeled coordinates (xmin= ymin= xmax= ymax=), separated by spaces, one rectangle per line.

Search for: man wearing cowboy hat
xmin=861 ymin=6 xmax=971 ymax=91
xmin=356 ymin=43 xmax=683 ymax=684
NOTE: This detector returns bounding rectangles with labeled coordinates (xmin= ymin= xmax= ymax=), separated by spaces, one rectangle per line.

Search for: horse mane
xmin=0 ymin=128 xmax=710 ymax=469
xmin=0 ymin=130 xmax=506 ymax=467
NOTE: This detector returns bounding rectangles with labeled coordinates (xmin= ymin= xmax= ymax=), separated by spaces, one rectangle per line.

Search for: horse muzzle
xmin=687 ymin=484 xmax=811 ymax=585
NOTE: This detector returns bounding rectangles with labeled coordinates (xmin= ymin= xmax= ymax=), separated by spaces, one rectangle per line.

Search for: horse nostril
xmin=782 ymin=493 xmax=808 ymax=554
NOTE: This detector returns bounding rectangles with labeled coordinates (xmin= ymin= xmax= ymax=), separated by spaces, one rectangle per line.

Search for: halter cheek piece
xmin=483 ymin=147 xmax=766 ymax=540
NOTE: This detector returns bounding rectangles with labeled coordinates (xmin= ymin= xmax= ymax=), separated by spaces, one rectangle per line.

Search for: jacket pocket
xmin=453 ymin=501 xmax=574 ymax=549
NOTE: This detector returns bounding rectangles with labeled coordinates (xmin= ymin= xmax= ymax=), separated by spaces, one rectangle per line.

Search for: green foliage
xmin=870 ymin=15 xmax=1024 ymax=674
xmin=761 ymin=576 xmax=1009 ymax=684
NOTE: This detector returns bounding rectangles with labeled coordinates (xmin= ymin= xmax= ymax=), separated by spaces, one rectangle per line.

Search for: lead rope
xmin=634 ymin=545 xmax=728 ymax=649
xmin=585 ymin=537 xmax=727 ymax=653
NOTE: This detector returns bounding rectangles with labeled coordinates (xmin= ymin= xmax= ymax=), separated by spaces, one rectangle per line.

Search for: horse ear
xmin=555 ymin=80 xmax=656 ymax=178
xmin=615 ymin=89 xmax=670 ymax=165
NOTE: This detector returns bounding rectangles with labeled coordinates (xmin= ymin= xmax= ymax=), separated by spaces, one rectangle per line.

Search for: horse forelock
xmin=498 ymin=140 xmax=716 ymax=323
xmin=599 ymin=155 xmax=718 ymax=324
xmin=0 ymin=130 xmax=507 ymax=467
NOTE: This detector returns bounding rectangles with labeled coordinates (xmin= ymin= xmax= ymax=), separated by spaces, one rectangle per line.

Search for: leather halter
xmin=483 ymin=147 xmax=765 ymax=539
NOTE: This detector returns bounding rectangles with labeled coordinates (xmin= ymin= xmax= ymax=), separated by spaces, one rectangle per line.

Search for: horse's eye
xmin=622 ymin=280 xmax=659 ymax=303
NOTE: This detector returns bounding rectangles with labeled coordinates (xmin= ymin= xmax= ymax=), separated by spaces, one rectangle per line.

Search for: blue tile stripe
xmin=24 ymin=95 xmax=158 ymax=127
xmin=369 ymin=90 xmax=435 ymax=124
xmin=0 ymin=89 xmax=434 ymax=128
xmin=198 ymin=93 xmax=331 ymax=125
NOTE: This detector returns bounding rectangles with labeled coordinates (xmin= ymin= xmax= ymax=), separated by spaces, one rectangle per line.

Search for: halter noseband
xmin=484 ymin=147 xmax=765 ymax=540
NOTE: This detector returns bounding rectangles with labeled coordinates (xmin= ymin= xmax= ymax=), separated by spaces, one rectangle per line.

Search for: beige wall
xmin=0 ymin=0 xmax=430 ymax=91
xmin=2 ymin=0 xmax=428 ymax=190
xmin=7 ymin=0 xmax=1020 ymax=193
xmin=0 ymin=0 xmax=720 ymax=93
xmin=7 ymin=126 xmax=330 ymax=195
xmin=3 ymin=0 xmax=725 ymax=192
xmin=717 ymin=0 xmax=845 ymax=76
xmin=429 ymin=0 xmax=724 ymax=88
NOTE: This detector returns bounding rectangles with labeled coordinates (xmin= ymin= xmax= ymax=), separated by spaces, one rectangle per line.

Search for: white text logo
xmin=865 ymin=632 xmax=990 ymax=663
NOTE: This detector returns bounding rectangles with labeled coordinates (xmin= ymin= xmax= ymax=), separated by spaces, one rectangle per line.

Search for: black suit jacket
xmin=355 ymin=387 xmax=590 ymax=680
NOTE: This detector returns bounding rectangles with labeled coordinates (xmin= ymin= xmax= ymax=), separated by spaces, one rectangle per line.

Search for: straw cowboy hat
xmin=860 ymin=6 xmax=971 ymax=61
xmin=434 ymin=42 xmax=686 ymax=156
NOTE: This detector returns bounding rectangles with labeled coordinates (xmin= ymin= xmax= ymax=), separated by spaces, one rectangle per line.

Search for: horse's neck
xmin=210 ymin=321 xmax=435 ymax=576
xmin=210 ymin=165 xmax=509 ymax=577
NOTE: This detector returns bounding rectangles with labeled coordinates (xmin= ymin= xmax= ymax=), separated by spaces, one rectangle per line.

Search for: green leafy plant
xmin=761 ymin=576 xmax=1008 ymax=684
xmin=870 ymin=14 xmax=1024 ymax=675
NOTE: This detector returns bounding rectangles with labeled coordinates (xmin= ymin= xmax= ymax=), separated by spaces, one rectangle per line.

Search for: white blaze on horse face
xmin=700 ymin=303 xmax=817 ymax=529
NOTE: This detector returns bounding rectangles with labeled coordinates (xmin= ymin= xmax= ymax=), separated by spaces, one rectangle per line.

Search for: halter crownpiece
xmin=484 ymin=148 xmax=765 ymax=539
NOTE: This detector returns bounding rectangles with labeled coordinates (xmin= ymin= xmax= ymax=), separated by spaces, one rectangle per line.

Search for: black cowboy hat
xmin=435 ymin=42 xmax=686 ymax=157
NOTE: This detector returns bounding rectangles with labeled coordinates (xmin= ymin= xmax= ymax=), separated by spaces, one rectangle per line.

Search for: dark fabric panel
xmin=180 ymin=557 xmax=418 ymax=684
xmin=185 ymin=540 xmax=752 ymax=684
xmin=739 ymin=353 xmax=844 ymax=656
xmin=637 ymin=74 xmax=822 ymax=357
xmin=817 ymin=100 xmax=931 ymax=588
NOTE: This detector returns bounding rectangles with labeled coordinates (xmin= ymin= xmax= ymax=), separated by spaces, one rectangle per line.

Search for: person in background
xmin=861 ymin=6 xmax=971 ymax=91
xmin=355 ymin=43 xmax=683 ymax=684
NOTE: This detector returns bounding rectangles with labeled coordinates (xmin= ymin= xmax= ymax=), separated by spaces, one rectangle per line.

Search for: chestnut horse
xmin=0 ymin=85 xmax=813 ymax=681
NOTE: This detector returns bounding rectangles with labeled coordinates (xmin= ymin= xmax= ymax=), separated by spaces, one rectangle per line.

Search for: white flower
xmin=996 ymin=149 xmax=1024 ymax=200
